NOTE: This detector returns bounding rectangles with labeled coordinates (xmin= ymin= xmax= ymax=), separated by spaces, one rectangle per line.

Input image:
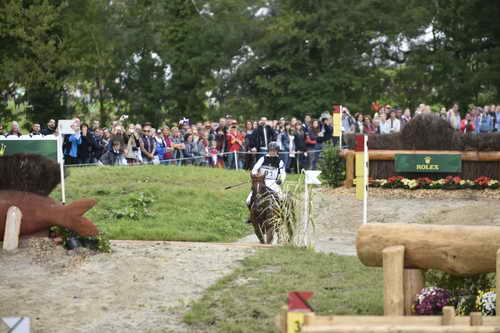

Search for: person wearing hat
xmin=245 ymin=141 xmax=286 ymax=223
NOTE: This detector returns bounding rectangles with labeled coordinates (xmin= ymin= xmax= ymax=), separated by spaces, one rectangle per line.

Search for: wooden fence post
xmin=441 ymin=306 xmax=455 ymax=325
xmin=470 ymin=312 xmax=483 ymax=326
xmin=403 ymin=269 xmax=425 ymax=315
xmin=383 ymin=245 xmax=405 ymax=316
xmin=345 ymin=151 xmax=354 ymax=188
xmin=3 ymin=206 xmax=22 ymax=251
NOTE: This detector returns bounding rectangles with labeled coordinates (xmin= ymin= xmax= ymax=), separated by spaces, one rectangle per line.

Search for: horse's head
xmin=251 ymin=173 xmax=266 ymax=194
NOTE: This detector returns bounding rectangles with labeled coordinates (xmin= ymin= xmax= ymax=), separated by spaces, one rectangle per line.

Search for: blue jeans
xmin=280 ymin=151 xmax=290 ymax=170
xmin=227 ymin=152 xmax=244 ymax=169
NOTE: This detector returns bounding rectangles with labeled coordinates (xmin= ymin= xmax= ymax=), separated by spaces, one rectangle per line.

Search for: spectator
xmin=226 ymin=124 xmax=244 ymax=169
xmin=124 ymin=124 xmax=142 ymax=164
xmin=243 ymin=120 xmax=255 ymax=169
xmin=193 ymin=131 xmax=209 ymax=166
xmin=363 ymin=116 xmax=376 ymax=134
xmin=161 ymin=127 xmax=174 ymax=164
xmin=109 ymin=125 xmax=127 ymax=153
xmin=251 ymin=117 xmax=276 ymax=157
xmin=388 ymin=111 xmax=401 ymax=133
xmin=305 ymin=119 xmax=320 ymax=170
xmin=92 ymin=128 xmax=107 ymax=162
xmin=171 ymin=127 xmax=185 ymax=166
xmin=342 ymin=108 xmax=355 ymax=134
xmin=91 ymin=120 xmax=100 ymax=134
xmin=77 ymin=123 xmax=95 ymax=164
xmin=182 ymin=133 xmax=195 ymax=165
xmin=401 ymin=109 xmax=412 ymax=129
xmin=460 ymin=113 xmax=475 ymax=133
xmin=354 ymin=114 xmax=364 ymax=134
xmin=292 ymin=122 xmax=307 ymax=173
xmin=102 ymin=128 xmax=112 ymax=148
xmin=379 ymin=113 xmax=391 ymax=134
xmin=153 ymin=129 xmax=167 ymax=163
xmin=447 ymin=104 xmax=461 ymax=131
xmin=278 ymin=122 xmax=294 ymax=171
xmin=140 ymin=123 xmax=156 ymax=163
xmin=100 ymin=140 xmax=126 ymax=166
xmin=303 ymin=114 xmax=312 ymax=133
xmin=494 ymin=106 xmax=500 ymax=132
xmin=42 ymin=119 xmax=57 ymax=136
xmin=65 ymin=122 xmax=81 ymax=165
xmin=6 ymin=121 xmax=22 ymax=138
xmin=30 ymin=123 xmax=42 ymax=137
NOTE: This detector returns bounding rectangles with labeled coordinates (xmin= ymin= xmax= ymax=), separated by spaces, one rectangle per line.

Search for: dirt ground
xmin=2 ymin=188 xmax=500 ymax=332
xmin=0 ymin=239 xmax=256 ymax=333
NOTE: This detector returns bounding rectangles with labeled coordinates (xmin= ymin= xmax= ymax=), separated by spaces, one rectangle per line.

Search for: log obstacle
xmin=2 ymin=206 xmax=22 ymax=251
xmin=357 ymin=223 xmax=500 ymax=276
xmin=276 ymin=306 xmax=500 ymax=333
xmin=340 ymin=149 xmax=500 ymax=188
xmin=356 ymin=223 xmax=500 ymax=317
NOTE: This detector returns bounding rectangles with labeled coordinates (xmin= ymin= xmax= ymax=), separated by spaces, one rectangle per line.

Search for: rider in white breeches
xmin=246 ymin=142 xmax=286 ymax=207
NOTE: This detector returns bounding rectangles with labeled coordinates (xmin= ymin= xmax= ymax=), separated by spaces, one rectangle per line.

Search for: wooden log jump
xmin=357 ymin=223 xmax=500 ymax=276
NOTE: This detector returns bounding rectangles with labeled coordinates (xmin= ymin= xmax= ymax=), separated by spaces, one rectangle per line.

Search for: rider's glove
xmin=276 ymin=179 xmax=282 ymax=185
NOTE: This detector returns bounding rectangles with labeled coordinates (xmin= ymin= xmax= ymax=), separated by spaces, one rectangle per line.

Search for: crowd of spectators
xmin=1 ymin=102 xmax=498 ymax=172
xmin=345 ymin=103 xmax=500 ymax=135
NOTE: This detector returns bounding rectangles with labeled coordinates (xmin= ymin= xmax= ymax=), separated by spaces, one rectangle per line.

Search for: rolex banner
xmin=0 ymin=139 xmax=59 ymax=161
xmin=395 ymin=154 xmax=462 ymax=173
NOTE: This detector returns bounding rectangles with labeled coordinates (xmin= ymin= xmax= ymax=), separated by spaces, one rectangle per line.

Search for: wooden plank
xmin=471 ymin=313 xmax=483 ymax=326
xmin=302 ymin=325 xmax=500 ymax=333
xmin=3 ymin=206 xmax=22 ymax=251
xmin=442 ymin=307 xmax=455 ymax=326
xmin=383 ymin=246 xmax=405 ymax=316
xmin=404 ymin=269 xmax=425 ymax=315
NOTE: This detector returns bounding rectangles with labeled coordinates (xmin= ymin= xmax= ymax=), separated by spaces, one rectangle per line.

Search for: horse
xmin=249 ymin=173 xmax=295 ymax=244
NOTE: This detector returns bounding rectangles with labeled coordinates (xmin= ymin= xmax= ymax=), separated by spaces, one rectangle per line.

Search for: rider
xmin=246 ymin=141 xmax=286 ymax=222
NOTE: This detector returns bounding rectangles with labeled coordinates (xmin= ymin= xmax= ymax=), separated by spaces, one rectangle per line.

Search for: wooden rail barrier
xmin=276 ymin=306 xmax=500 ymax=333
xmin=339 ymin=150 xmax=500 ymax=188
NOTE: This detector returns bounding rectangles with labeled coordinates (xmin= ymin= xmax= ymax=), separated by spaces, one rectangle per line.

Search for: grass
xmin=184 ymin=246 xmax=383 ymax=333
xmin=51 ymin=165 xmax=255 ymax=242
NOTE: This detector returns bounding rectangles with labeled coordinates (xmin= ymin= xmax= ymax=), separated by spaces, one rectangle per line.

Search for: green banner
xmin=0 ymin=139 xmax=58 ymax=161
xmin=395 ymin=154 xmax=462 ymax=173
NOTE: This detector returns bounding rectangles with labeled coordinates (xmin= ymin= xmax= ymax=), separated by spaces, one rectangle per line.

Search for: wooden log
xmin=383 ymin=246 xmax=405 ymax=316
xmin=302 ymin=325 xmax=500 ymax=333
xmin=340 ymin=150 xmax=500 ymax=162
xmin=357 ymin=223 xmax=500 ymax=275
xmin=3 ymin=206 xmax=22 ymax=251
xmin=441 ymin=307 xmax=455 ymax=326
xmin=404 ymin=269 xmax=425 ymax=315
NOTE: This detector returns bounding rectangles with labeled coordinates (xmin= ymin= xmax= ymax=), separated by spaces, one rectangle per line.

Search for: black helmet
xmin=268 ymin=142 xmax=280 ymax=152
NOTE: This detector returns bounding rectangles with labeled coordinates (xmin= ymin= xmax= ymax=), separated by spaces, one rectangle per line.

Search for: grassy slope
xmin=184 ymin=247 xmax=383 ymax=333
xmin=52 ymin=165 xmax=254 ymax=242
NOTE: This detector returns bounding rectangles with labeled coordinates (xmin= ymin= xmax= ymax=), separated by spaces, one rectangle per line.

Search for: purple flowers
xmin=415 ymin=287 xmax=452 ymax=315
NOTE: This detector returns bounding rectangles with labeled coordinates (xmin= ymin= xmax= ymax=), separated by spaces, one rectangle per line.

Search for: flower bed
xmin=370 ymin=176 xmax=499 ymax=190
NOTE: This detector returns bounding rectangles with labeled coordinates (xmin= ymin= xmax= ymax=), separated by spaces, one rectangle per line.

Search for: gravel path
xmin=0 ymin=240 xmax=256 ymax=333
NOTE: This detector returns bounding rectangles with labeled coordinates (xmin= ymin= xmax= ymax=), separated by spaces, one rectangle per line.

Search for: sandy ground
xmin=2 ymin=188 xmax=500 ymax=332
xmin=0 ymin=239 xmax=256 ymax=333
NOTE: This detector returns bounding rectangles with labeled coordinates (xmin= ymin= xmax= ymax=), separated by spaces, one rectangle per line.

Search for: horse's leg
xmin=265 ymin=225 xmax=274 ymax=244
xmin=253 ymin=222 xmax=265 ymax=244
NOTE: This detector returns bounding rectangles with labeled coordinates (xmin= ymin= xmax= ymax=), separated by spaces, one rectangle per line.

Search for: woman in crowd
xmin=171 ymin=127 xmax=185 ymax=166
xmin=305 ymin=119 xmax=321 ymax=170
xmin=292 ymin=121 xmax=307 ymax=173
xmin=125 ymin=124 xmax=142 ymax=164
xmin=354 ymin=114 xmax=364 ymax=134
xmin=182 ymin=133 xmax=195 ymax=165
xmin=77 ymin=123 xmax=95 ymax=164
xmin=153 ymin=129 xmax=167 ymax=164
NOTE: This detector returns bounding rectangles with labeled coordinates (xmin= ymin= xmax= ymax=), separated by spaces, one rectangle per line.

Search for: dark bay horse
xmin=249 ymin=174 xmax=295 ymax=244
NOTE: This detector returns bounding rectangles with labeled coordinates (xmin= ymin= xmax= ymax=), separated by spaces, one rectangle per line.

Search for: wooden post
xmin=3 ymin=206 xmax=22 ymax=251
xmin=470 ymin=312 xmax=483 ymax=326
xmin=345 ymin=151 xmax=354 ymax=188
xmin=383 ymin=246 xmax=405 ymax=316
xmin=403 ymin=269 xmax=425 ymax=315
xmin=280 ymin=305 xmax=288 ymax=333
xmin=441 ymin=306 xmax=455 ymax=325
xmin=497 ymin=248 xmax=500 ymax=317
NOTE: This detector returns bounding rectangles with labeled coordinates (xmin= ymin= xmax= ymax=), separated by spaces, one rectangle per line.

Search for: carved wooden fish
xmin=0 ymin=190 xmax=99 ymax=239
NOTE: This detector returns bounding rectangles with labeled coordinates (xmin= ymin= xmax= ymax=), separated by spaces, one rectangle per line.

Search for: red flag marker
xmin=288 ymin=291 xmax=314 ymax=312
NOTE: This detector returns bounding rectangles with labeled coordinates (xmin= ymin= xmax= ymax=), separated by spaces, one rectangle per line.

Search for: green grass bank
xmin=184 ymin=246 xmax=383 ymax=333
xmin=52 ymin=165 xmax=254 ymax=242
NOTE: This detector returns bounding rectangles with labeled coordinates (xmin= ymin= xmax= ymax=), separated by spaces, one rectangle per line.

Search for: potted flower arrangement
xmin=414 ymin=287 xmax=452 ymax=315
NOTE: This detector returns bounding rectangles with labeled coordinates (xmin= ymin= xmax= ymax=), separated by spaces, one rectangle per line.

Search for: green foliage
xmin=184 ymin=247 xmax=383 ymax=332
xmin=50 ymin=226 xmax=112 ymax=253
xmin=109 ymin=192 xmax=156 ymax=220
xmin=319 ymin=144 xmax=345 ymax=188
